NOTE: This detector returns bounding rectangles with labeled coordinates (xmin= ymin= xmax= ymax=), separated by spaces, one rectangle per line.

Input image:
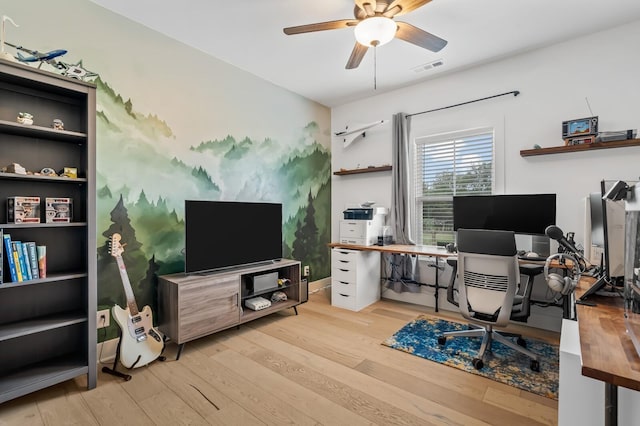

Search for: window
xmin=413 ymin=128 xmax=494 ymax=245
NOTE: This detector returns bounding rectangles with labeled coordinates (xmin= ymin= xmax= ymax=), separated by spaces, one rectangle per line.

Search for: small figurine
xmin=17 ymin=112 xmax=34 ymax=125
xmin=52 ymin=119 xmax=64 ymax=130
xmin=40 ymin=167 xmax=57 ymax=176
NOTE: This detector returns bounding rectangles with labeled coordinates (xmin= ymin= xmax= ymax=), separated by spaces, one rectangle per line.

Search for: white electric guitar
xmin=109 ymin=233 xmax=164 ymax=369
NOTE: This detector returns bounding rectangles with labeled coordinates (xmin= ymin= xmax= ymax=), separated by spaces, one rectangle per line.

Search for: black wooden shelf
xmin=0 ymin=119 xmax=87 ymax=142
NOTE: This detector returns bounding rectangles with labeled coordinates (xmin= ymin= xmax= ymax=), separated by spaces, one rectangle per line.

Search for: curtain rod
xmin=406 ymin=90 xmax=520 ymax=118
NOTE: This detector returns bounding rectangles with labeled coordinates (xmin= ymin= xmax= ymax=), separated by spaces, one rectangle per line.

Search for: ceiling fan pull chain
xmin=374 ymin=45 xmax=377 ymax=90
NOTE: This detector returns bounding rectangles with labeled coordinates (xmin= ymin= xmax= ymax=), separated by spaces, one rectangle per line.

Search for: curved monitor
xmin=453 ymin=194 xmax=556 ymax=236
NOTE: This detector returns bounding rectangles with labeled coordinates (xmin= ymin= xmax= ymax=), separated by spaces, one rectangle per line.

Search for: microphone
xmin=545 ymin=225 xmax=589 ymax=266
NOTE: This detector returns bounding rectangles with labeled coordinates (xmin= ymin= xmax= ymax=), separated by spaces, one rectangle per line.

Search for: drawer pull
xmin=339 ymin=281 xmax=349 ymax=285
xmin=339 ymin=293 xmax=349 ymax=297
xmin=339 ymin=268 xmax=349 ymax=272
xmin=339 ymin=260 xmax=349 ymax=263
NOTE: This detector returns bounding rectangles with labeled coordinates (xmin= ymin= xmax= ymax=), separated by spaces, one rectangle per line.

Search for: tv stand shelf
xmin=243 ymin=283 xmax=291 ymax=300
xmin=158 ymin=259 xmax=303 ymax=359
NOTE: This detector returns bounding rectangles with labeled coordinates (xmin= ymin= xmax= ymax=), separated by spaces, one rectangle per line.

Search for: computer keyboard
xmin=518 ymin=254 xmax=547 ymax=262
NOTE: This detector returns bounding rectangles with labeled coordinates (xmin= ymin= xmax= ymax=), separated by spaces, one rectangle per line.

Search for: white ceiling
xmin=90 ymin=0 xmax=640 ymax=108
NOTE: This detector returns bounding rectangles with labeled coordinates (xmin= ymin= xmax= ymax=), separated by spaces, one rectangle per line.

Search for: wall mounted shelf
xmin=520 ymin=139 xmax=640 ymax=157
xmin=333 ymin=165 xmax=392 ymax=176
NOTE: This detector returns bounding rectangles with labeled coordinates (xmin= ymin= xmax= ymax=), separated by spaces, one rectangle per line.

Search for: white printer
xmin=339 ymin=206 xmax=387 ymax=246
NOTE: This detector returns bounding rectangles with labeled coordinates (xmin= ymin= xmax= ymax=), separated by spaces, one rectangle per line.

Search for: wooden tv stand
xmin=158 ymin=259 xmax=302 ymax=359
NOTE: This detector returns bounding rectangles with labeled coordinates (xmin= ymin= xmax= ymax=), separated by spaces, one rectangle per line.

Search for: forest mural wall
xmin=5 ymin=1 xmax=331 ymax=341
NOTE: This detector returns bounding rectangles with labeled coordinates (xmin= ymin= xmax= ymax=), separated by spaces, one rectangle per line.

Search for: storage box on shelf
xmin=0 ymin=59 xmax=96 ymax=403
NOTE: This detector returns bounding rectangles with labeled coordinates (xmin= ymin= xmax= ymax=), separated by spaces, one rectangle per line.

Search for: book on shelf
xmin=37 ymin=245 xmax=46 ymax=278
xmin=26 ymin=242 xmax=39 ymax=280
xmin=20 ymin=241 xmax=32 ymax=280
xmin=0 ymin=229 xmax=3 ymax=284
xmin=10 ymin=241 xmax=23 ymax=282
xmin=3 ymin=233 xmax=18 ymax=282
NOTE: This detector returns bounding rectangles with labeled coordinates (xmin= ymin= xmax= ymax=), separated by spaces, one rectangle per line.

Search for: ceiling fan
xmin=283 ymin=0 xmax=448 ymax=70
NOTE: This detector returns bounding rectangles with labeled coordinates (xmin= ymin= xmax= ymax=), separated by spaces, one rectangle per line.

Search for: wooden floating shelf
xmin=333 ymin=165 xmax=392 ymax=175
xmin=520 ymin=138 xmax=640 ymax=157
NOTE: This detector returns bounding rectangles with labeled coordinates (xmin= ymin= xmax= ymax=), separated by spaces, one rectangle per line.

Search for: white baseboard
xmin=309 ymin=277 xmax=331 ymax=294
xmin=96 ymin=337 xmax=119 ymax=364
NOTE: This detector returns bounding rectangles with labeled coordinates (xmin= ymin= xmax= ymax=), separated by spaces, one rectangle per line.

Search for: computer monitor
xmin=580 ymin=181 xmax=626 ymax=301
xmin=453 ymin=194 xmax=557 ymax=235
xmin=453 ymin=194 xmax=556 ymax=256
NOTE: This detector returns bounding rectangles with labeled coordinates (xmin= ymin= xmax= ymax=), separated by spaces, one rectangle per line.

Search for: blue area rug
xmin=382 ymin=315 xmax=559 ymax=399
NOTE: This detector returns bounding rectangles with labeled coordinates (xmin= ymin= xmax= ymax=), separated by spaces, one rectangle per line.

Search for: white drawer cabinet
xmin=331 ymin=248 xmax=381 ymax=311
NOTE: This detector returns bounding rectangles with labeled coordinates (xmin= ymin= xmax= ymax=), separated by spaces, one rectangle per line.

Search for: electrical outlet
xmin=97 ymin=309 xmax=110 ymax=329
xmin=303 ymin=265 xmax=310 ymax=277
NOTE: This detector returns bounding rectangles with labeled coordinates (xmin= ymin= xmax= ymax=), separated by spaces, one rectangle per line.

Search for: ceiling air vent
xmin=412 ymin=59 xmax=444 ymax=73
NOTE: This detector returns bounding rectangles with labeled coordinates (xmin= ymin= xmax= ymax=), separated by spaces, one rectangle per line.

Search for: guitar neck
xmin=115 ymin=255 xmax=139 ymax=316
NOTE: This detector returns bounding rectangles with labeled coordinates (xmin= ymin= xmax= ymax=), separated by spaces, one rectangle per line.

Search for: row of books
xmin=1 ymin=232 xmax=46 ymax=283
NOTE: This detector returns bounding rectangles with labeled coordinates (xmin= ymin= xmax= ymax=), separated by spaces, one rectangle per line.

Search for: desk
xmin=574 ymin=276 xmax=640 ymax=425
xmin=329 ymin=243 xmax=552 ymax=313
xmin=329 ymin=243 xmax=452 ymax=311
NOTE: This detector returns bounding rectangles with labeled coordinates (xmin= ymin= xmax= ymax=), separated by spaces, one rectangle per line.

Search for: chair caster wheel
xmin=530 ymin=360 xmax=540 ymax=372
xmin=517 ymin=337 xmax=527 ymax=348
xmin=472 ymin=358 xmax=484 ymax=370
xmin=437 ymin=336 xmax=446 ymax=345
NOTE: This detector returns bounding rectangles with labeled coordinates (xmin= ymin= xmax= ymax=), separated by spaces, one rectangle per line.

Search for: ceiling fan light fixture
xmin=354 ymin=16 xmax=397 ymax=47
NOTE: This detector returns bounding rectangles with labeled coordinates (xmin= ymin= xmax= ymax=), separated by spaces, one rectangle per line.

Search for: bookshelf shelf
xmin=0 ymin=119 xmax=87 ymax=142
xmin=0 ymin=356 xmax=88 ymax=403
xmin=1 ymin=222 xmax=87 ymax=229
xmin=0 ymin=312 xmax=86 ymax=342
xmin=0 ymin=173 xmax=88 ymax=183
xmin=0 ymin=272 xmax=88 ymax=289
xmin=0 ymin=59 xmax=96 ymax=403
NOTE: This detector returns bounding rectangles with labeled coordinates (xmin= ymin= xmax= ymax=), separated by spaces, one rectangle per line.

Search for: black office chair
xmin=438 ymin=229 xmax=540 ymax=371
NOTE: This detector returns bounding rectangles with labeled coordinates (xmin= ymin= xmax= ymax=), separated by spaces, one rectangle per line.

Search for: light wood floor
xmin=0 ymin=292 xmax=560 ymax=425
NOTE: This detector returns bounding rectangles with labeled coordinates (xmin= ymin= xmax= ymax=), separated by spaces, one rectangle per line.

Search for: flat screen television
xmin=185 ymin=200 xmax=283 ymax=274
xmin=453 ymin=193 xmax=557 ymax=235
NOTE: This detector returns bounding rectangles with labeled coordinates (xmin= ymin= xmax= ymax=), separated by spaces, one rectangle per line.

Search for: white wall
xmin=330 ymin=20 xmax=640 ymax=330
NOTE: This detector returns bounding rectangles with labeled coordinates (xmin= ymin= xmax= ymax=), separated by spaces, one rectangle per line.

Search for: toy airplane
xmin=4 ymin=41 xmax=67 ymax=69
xmin=334 ymin=120 xmax=386 ymax=148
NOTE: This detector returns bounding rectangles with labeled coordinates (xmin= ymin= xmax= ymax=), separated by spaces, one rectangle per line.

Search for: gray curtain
xmin=386 ymin=113 xmax=420 ymax=293
xmin=391 ymin=112 xmax=414 ymax=245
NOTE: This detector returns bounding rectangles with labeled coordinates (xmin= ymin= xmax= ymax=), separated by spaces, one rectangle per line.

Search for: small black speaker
xmin=300 ymin=278 xmax=308 ymax=304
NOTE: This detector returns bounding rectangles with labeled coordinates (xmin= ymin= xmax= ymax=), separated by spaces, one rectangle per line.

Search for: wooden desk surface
xmin=575 ymin=277 xmax=640 ymax=391
xmin=329 ymin=242 xmax=452 ymax=258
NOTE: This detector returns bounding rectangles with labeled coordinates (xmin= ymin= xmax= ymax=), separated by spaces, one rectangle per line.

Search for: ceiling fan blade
xmin=355 ymin=1 xmax=377 ymax=17
xmin=283 ymin=19 xmax=359 ymax=35
xmin=395 ymin=21 xmax=447 ymax=52
xmin=346 ymin=43 xmax=369 ymax=69
xmin=384 ymin=0 xmax=433 ymax=17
